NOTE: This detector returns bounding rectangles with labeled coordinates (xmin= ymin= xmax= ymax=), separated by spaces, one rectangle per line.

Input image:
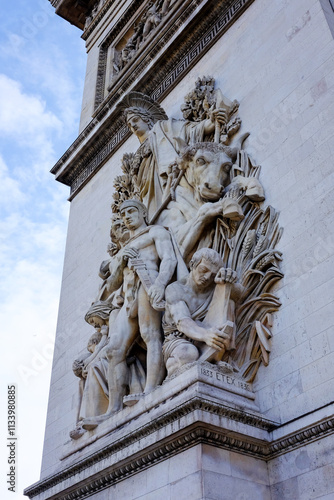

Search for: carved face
xmin=87 ymin=332 xmax=102 ymax=353
xmin=87 ymin=316 xmax=105 ymax=329
xmin=122 ymin=48 xmax=129 ymax=60
xmin=192 ymin=258 xmax=218 ymax=290
xmin=186 ymin=149 xmax=232 ymax=202
xmin=120 ymin=206 xmax=145 ymax=230
xmin=111 ymin=219 xmax=130 ymax=246
xmin=126 ymin=113 xmax=151 ymax=142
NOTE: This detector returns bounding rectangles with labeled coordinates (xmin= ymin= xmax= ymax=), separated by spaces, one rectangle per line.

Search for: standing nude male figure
xmin=83 ymin=199 xmax=176 ymax=428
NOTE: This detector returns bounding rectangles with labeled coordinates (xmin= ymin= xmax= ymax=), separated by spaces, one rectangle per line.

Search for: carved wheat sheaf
xmin=109 ymin=79 xmax=283 ymax=384
xmin=69 ymin=77 xmax=283 ymax=441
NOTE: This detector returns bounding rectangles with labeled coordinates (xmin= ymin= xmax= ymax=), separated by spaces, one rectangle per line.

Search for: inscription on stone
xmin=69 ymin=78 xmax=283 ymax=438
xmin=200 ymin=367 xmax=251 ymax=392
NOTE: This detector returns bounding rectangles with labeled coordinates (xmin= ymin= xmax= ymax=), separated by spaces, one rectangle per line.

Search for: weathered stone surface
xmin=25 ymin=0 xmax=334 ymax=498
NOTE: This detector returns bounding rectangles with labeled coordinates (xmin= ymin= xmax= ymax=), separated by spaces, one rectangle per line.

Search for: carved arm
xmin=106 ymin=248 xmax=139 ymax=293
xmin=166 ymin=292 xmax=229 ymax=351
xmin=148 ymin=228 xmax=177 ymax=304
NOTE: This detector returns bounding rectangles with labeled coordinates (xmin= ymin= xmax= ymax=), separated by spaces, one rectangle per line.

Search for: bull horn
xmin=228 ymin=132 xmax=250 ymax=161
xmin=238 ymin=132 xmax=250 ymax=150
xmin=173 ymin=137 xmax=188 ymax=156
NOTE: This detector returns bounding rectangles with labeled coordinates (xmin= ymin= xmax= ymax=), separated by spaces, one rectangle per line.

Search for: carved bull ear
xmin=173 ymin=137 xmax=188 ymax=156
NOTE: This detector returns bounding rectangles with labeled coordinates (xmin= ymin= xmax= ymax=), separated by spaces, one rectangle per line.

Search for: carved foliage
xmin=108 ymin=80 xmax=283 ymax=385
xmin=72 ymin=79 xmax=283 ymax=437
xmin=112 ymin=153 xmax=141 ymax=212
xmin=181 ymin=76 xmax=241 ymax=144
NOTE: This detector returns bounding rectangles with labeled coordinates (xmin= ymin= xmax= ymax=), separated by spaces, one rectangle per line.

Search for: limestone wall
xmin=79 ymin=0 xmax=134 ymax=132
xmin=269 ymin=433 xmax=334 ymax=499
xmin=40 ymin=0 xmax=334 ymax=485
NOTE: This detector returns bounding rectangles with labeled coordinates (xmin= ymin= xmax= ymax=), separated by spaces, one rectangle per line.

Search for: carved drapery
xmin=70 ymin=78 xmax=283 ymax=439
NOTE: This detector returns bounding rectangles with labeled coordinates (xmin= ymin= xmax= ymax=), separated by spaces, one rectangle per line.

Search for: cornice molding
xmin=49 ymin=0 xmax=95 ymax=30
xmin=82 ymin=0 xmax=144 ymax=42
xmin=28 ymin=428 xmax=266 ymax=500
xmin=24 ymin=397 xmax=334 ymax=499
xmin=269 ymin=415 xmax=334 ymax=458
xmin=51 ymin=0 xmax=255 ymax=200
xmin=25 ymin=397 xmax=275 ymax=496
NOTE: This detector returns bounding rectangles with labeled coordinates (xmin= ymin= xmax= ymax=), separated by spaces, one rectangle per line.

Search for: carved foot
xmin=123 ymin=392 xmax=147 ymax=406
xmin=81 ymin=412 xmax=114 ymax=430
xmin=69 ymin=424 xmax=86 ymax=440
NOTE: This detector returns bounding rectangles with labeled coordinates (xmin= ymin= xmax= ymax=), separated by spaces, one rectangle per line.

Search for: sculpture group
xmin=70 ymin=78 xmax=283 ymax=438
xmin=113 ymin=1 xmax=172 ymax=73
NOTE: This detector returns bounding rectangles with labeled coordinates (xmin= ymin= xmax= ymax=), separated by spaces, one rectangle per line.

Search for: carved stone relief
xmin=111 ymin=1 xmax=173 ymax=79
xmin=70 ymin=77 xmax=283 ymax=438
xmin=55 ymin=0 xmax=255 ymax=197
xmin=84 ymin=0 xmax=108 ymax=30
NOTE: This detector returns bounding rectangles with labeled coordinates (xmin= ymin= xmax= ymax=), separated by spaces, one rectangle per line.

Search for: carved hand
xmin=215 ymin=267 xmax=237 ymax=284
xmin=100 ymin=325 xmax=109 ymax=336
xmin=198 ymin=200 xmax=225 ymax=219
xmin=221 ymin=197 xmax=244 ymax=221
xmin=204 ymin=327 xmax=231 ymax=350
xmin=121 ymin=247 xmax=139 ymax=264
xmin=148 ymin=282 xmax=165 ymax=305
xmin=72 ymin=359 xmax=85 ymax=377
xmin=107 ymin=242 xmax=118 ymax=256
xmin=210 ymin=108 xmax=228 ymax=126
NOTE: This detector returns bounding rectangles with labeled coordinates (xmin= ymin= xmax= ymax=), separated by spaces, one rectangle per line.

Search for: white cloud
xmin=2 ymin=29 xmax=85 ymax=137
xmin=0 ymin=6 xmax=85 ymax=498
xmin=0 ymin=74 xmax=62 ymax=144
xmin=0 ymin=155 xmax=25 ymax=205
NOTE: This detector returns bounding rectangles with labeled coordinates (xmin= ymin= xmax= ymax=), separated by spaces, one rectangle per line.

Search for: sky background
xmin=0 ymin=1 xmax=87 ymax=498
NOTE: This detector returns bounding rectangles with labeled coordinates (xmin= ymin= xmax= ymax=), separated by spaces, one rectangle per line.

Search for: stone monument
xmin=25 ymin=1 xmax=334 ymax=499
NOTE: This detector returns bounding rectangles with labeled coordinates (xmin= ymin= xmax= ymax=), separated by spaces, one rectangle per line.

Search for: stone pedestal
xmin=25 ymin=363 xmax=276 ymax=499
xmin=25 ymin=362 xmax=334 ymax=499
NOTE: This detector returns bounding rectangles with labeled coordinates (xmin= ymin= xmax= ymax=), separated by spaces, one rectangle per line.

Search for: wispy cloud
xmin=0 ymin=155 xmax=25 ymax=205
xmin=0 ymin=74 xmax=62 ymax=140
xmin=0 ymin=3 xmax=85 ymax=496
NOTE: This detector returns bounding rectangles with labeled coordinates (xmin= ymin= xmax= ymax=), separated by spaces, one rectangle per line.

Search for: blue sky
xmin=0 ymin=1 xmax=86 ymax=497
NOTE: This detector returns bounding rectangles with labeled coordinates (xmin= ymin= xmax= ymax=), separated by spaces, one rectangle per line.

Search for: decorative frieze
xmin=48 ymin=0 xmax=96 ymax=30
xmin=51 ymin=0 xmax=255 ymax=199
xmin=24 ymin=381 xmax=334 ymax=500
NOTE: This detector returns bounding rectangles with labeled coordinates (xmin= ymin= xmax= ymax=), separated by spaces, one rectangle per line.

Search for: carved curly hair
xmin=189 ymin=248 xmax=223 ymax=272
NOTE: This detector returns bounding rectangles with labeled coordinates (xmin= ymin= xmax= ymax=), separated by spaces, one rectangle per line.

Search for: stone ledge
xmin=25 ymin=409 xmax=334 ymax=499
xmin=24 ymin=366 xmax=334 ymax=499
xmin=269 ymin=402 xmax=334 ymax=458
xmin=49 ymin=0 xmax=96 ymax=30
xmin=61 ymin=362 xmax=266 ymax=460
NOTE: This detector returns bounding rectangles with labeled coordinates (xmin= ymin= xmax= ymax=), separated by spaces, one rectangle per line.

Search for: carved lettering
xmin=70 ymin=78 xmax=283 ymax=438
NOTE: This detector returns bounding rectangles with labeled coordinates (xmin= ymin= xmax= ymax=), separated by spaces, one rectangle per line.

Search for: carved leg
xmin=81 ymin=307 xmax=138 ymax=429
xmin=142 ymin=20 xmax=152 ymax=38
xmin=166 ymin=340 xmax=199 ymax=378
xmin=105 ymin=309 xmax=138 ymax=413
xmin=137 ymin=286 xmax=164 ymax=393
xmin=142 ymin=332 xmax=164 ymax=392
